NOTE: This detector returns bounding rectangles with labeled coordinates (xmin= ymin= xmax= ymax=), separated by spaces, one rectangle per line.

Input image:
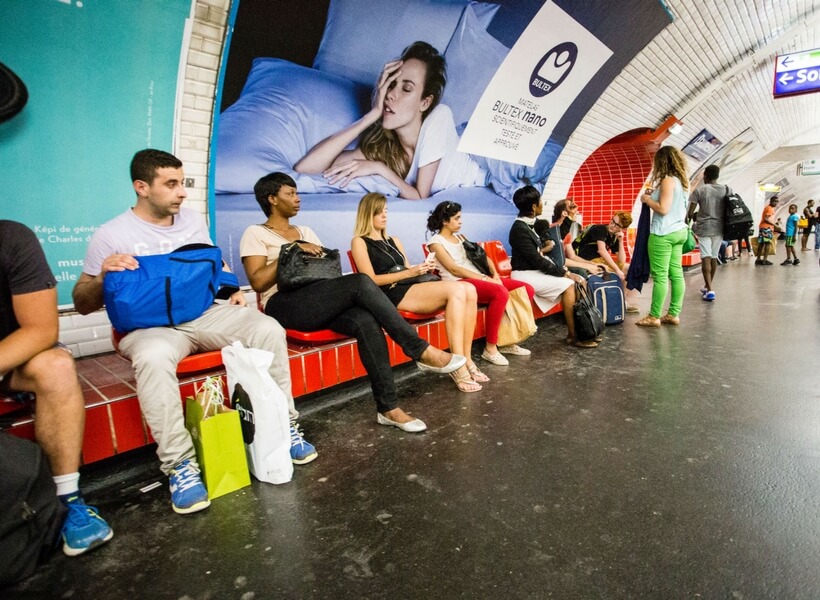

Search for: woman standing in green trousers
xmin=636 ymin=146 xmax=690 ymax=327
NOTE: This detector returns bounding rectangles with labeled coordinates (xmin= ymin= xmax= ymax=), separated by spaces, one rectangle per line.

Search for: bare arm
xmin=72 ymin=253 xmax=139 ymax=315
xmin=564 ymin=243 xmax=605 ymax=274
xmin=686 ymin=201 xmax=698 ymax=223
xmin=242 ymin=254 xmax=278 ymax=294
xmin=596 ymin=240 xmax=621 ymax=274
xmin=0 ymin=288 xmax=59 ymax=373
xmin=294 ymin=60 xmax=402 ymax=174
xmin=428 ymin=241 xmax=492 ymax=281
xmin=322 ymin=152 xmax=441 ymax=200
xmin=242 ymin=242 xmax=324 ymax=294
xmin=640 ymin=176 xmax=676 ymax=215
xmin=616 ymin=232 xmax=626 ymax=266
xmin=350 ymin=236 xmax=431 ymax=287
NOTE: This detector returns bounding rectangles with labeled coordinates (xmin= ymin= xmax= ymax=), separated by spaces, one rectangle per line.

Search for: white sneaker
xmin=497 ymin=344 xmax=531 ymax=356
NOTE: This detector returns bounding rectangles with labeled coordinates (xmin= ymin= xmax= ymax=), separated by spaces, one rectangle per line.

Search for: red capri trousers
xmin=463 ymin=278 xmax=535 ymax=345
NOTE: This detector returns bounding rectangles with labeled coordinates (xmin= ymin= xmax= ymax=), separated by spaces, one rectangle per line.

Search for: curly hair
xmin=426 ymin=200 xmax=461 ymax=234
xmin=650 ymin=146 xmax=689 ymax=191
xmin=360 ymin=41 xmax=447 ymax=179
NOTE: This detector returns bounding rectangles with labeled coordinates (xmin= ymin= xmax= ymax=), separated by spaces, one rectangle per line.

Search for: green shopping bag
xmin=185 ymin=376 xmax=251 ymax=500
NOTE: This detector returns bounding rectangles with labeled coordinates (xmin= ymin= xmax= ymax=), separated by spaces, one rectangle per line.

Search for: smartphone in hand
xmin=425 ymin=251 xmax=436 ymax=264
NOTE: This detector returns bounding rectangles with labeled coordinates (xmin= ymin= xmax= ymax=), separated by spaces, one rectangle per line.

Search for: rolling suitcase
xmin=586 ymin=273 xmax=625 ymax=325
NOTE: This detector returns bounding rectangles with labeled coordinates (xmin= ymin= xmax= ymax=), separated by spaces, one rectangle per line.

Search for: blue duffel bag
xmin=586 ymin=273 xmax=625 ymax=325
xmin=103 ymin=245 xmax=239 ymax=333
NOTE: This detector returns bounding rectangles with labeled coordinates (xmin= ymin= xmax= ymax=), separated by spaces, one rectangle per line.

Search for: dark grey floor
xmin=7 ymin=250 xmax=820 ymax=600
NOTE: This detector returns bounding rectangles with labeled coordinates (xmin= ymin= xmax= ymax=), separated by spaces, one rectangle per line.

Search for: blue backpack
xmin=103 ymin=245 xmax=239 ymax=333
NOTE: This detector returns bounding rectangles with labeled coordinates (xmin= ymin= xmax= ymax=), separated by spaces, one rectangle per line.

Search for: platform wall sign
xmin=0 ymin=0 xmax=190 ymax=307
xmin=801 ymin=159 xmax=820 ymax=175
xmin=773 ymin=48 xmax=820 ymax=98
xmin=458 ymin=1 xmax=613 ymax=167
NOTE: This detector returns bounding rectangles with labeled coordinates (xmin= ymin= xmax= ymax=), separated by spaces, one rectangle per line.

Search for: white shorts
xmin=510 ymin=270 xmax=572 ymax=313
xmin=698 ymin=235 xmax=723 ymax=258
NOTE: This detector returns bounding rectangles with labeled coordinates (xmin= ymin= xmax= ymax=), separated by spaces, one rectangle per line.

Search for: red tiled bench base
xmin=2 ymin=304 xmax=558 ymax=464
xmin=682 ymin=250 xmax=702 ymax=267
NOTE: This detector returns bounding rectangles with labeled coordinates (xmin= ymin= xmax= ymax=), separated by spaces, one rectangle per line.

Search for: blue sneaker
xmin=704 ymin=291 xmax=716 ymax=301
xmin=290 ymin=423 xmax=317 ymax=465
xmin=61 ymin=496 xmax=113 ymax=556
xmin=169 ymin=459 xmax=210 ymax=514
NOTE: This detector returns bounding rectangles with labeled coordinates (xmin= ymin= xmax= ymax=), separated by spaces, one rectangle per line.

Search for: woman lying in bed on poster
xmin=294 ymin=41 xmax=487 ymax=199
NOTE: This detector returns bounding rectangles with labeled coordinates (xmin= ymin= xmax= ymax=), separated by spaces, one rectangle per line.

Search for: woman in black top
xmin=351 ymin=193 xmax=485 ymax=392
xmin=242 ymin=173 xmax=467 ymax=434
xmin=508 ymin=186 xmax=598 ymax=348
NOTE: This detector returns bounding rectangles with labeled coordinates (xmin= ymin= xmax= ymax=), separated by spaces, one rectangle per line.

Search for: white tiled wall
xmin=544 ymin=0 xmax=820 ymax=207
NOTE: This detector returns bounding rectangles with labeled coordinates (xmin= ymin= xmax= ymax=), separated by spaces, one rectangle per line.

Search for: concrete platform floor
xmin=7 ymin=251 xmax=820 ymax=599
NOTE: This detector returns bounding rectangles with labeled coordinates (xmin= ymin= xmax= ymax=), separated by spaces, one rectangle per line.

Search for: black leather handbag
xmin=385 ymin=264 xmax=440 ymax=286
xmin=573 ymin=284 xmax=604 ymax=342
xmin=277 ymin=241 xmax=342 ymax=292
xmin=460 ymin=236 xmax=492 ymax=276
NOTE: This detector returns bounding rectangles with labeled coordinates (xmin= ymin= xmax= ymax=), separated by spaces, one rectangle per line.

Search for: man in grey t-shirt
xmin=687 ymin=164 xmax=725 ymax=301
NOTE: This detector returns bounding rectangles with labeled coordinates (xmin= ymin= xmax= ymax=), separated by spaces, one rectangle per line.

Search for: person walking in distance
xmin=686 ymin=164 xmax=725 ymax=301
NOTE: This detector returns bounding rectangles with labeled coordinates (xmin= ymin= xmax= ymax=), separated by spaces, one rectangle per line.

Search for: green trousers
xmin=647 ymin=228 xmax=688 ymax=318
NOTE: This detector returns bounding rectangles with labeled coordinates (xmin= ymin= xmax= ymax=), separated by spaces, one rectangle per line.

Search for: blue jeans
xmin=265 ymin=273 xmax=429 ymax=413
xmin=647 ymin=228 xmax=687 ymax=318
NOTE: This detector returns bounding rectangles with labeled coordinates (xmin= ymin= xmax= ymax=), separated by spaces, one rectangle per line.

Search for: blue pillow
xmin=313 ymin=0 xmax=497 ymax=86
xmin=472 ymin=140 xmax=564 ymax=202
xmin=215 ymin=58 xmax=399 ymax=195
xmin=441 ymin=1 xmax=507 ymax=129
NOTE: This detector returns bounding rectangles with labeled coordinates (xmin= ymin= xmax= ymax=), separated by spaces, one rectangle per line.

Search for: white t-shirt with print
xmin=83 ymin=207 xmax=212 ymax=277
xmin=405 ymin=104 xmax=487 ymax=194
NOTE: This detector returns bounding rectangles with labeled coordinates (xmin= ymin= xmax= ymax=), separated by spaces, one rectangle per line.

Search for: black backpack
xmin=723 ymin=185 xmax=754 ymax=240
xmin=0 ymin=433 xmax=66 ymax=586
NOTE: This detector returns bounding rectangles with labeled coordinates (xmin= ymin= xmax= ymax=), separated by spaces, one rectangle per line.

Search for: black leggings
xmin=265 ymin=274 xmax=429 ymax=413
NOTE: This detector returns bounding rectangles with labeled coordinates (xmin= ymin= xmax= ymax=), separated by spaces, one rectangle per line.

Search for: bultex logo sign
xmin=530 ymin=42 xmax=578 ymax=97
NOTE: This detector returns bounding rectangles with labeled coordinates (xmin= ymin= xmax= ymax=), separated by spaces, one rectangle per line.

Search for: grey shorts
xmin=698 ymin=235 xmax=723 ymax=258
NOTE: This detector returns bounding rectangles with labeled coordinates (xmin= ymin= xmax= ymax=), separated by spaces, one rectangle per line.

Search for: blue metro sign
xmin=773 ymin=48 xmax=820 ymax=98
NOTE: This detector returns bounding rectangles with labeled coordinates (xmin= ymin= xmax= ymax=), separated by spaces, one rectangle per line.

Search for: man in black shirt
xmin=0 ymin=220 xmax=112 ymax=556
xmin=572 ymin=211 xmax=633 ymax=281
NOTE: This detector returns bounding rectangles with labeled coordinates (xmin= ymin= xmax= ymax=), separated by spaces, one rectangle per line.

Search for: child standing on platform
xmin=782 ymin=204 xmax=800 ymax=266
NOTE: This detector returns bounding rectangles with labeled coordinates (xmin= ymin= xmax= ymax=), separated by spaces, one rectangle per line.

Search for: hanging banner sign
xmin=773 ymin=48 xmax=820 ymax=98
xmin=457 ymin=1 xmax=613 ymax=167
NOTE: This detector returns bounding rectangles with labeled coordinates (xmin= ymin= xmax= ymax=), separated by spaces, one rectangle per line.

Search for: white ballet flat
xmin=377 ymin=413 xmax=427 ymax=433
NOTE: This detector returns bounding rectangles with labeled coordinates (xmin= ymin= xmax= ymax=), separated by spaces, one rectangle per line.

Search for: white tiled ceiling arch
xmin=544 ymin=0 xmax=820 ymax=206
